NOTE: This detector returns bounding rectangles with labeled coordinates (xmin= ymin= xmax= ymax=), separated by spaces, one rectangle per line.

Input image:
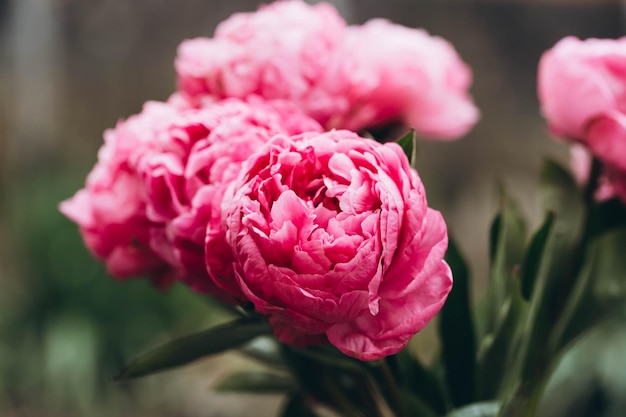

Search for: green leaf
xmin=514 ymin=160 xmax=584 ymax=380
xmin=114 ymin=318 xmax=270 ymax=381
xmin=394 ymin=350 xmax=450 ymax=415
xmin=490 ymin=189 xmax=527 ymax=307
xmin=280 ymin=394 xmax=319 ymax=417
xmin=549 ymin=227 xmax=626 ymax=353
xmin=480 ymin=189 xmax=526 ymax=336
xmin=519 ymin=212 xmax=556 ymax=300
xmin=476 ymin=189 xmax=527 ymax=399
xmin=476 ymin=275 xmax=524 ymax=400
xmin=539 ymin=160 xmax=581 ymax=217
xmin=497 ymin=161 xmax=586 ymax=417
xmin=396 ymin=129 xmax=417 ymax=166
xmin=446 ymin=402 xmax=500 ymax=417
xmin=440 ymin=236 xmax=477 ymax=407
xmin=488 ymin=214 xmax=502 ymax=265
xmin=215 ymin=370 xmax=295 ymax=393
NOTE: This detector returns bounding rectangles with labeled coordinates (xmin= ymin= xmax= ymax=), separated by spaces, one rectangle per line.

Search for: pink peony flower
xmin=175 ymin=1 xmax=346 ymax=118
xmin=59 ymin=102 xmax=183 ymax=287
xmin=539 ymin=37 xmax=626 ymax=204
xmin=328 ymin=19 xmax=479 ymax=139
xmin=175 ymin=0 xmax=478 ymax=140
xmin=538 ymin=36 xmax=626 ymax=141
xmin=213 ymin=130 xmax=452 ymax=360
xmin=139 ymin=97 xmax=321 ymax=296
xmin=585 ymin=112 xmax=626 ymax=172
xmin=61 ymin=97 xmax=321 ymax=296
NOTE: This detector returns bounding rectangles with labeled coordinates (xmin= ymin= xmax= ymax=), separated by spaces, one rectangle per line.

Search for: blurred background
xmin=0 ymin=0 xmax=624 ymax=416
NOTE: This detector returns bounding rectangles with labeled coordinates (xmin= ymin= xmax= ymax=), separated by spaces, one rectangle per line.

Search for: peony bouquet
xmin=61 ymin=2 xmax=626 ymax=417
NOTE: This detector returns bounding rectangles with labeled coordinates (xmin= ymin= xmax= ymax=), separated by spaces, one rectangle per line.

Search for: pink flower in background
xmin=216 ymin=130 xmax=452 ymax=360
xmin=539 ymin=37 xmax=626 ymax=204
xmin=586 ymin=113 xmax=626 ymax=172
xmin=59 ymin=102 xmax=182 ymax=287
xmin=329 ymin=19 xmax=479 ymax=139
xmin=538 ymin=36 xmax=626 ymax=142
xmin=175 ymin=0 xmax=347 ymax=119
xmin=175 ymin=0 xmax=478 ymax=140
xmin=61 ymin=98 xmax=322 ymax=297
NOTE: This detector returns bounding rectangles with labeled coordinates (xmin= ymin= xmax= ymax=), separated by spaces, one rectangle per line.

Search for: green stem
xmin=377 ymin=359 xmax=407 ymax=417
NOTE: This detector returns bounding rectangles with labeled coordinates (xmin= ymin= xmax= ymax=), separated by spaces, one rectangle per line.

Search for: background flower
xmin=326 ymin=19 xmax=479 ymax=139
xmin=59 ymin=102 xmax=183 ymax=287
xmin=538 ymin=36 xmax=626 ymax=142
xmin=175 ymin=0 xmax=478 ymax=140
xmin=539 ymin=36 xmax=626 ymax=204
xmin=175 ymin=1 xmax=347 ymax=121
xmin=61 ymin=98 xmax=322 ymax=296
xmin=216 ymin=130 xmax=452 ymax=360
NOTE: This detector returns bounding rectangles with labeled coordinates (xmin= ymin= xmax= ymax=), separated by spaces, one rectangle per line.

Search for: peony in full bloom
xmin=61 ymin=97 xmax=322 ymax=295
xmin=538 ymin=37 xmax=626 ymax=141
xmin=538 ymin=37 xmax=626 ymax=204
xmin=327 ymin=19 xmax=479 ymax=139
xmin=212 ymin=130 xmax=452 ymax=360
xmin=60 ymin=102 xmax=188 ymax=287
xmin=175 ymin=1 xmax=347 ymax=119
xmin=538 ymin=36 xmax=626 ymax=142
xmin=175 ymin=0 xmax=478 ymax=140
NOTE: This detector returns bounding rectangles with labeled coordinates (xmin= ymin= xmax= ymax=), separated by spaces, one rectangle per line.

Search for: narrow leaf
xmin=497 ymin=161 xmax=586 ymax=417
xmin=476 ymin=190 xmax=527 ymax=399
xmin=515 ymin=160 xmax=584 ymax=381
xmin=483 ymin=189 xmax=526 ymax=330
xmin=114 ymin=318 xmax=270 ymax=381
xmin=396 ymin=129 xmax=417 ymax=166
xmin=215 ymin=370 xmax=294 ymax=393
xmin=539 ymin=160 xmax=581 ymax=218
xmin=488 ymin=214 xmax=502 ymax=265
xmin=519 ymin=212 xmax=556 ymax=300
xmin=440 ymin=236 xmax=477 ymax=407
xmin=476 ymin=276 xmax=524 ymax=400
xmin=490 ymin=190 xmax=527 ymax=304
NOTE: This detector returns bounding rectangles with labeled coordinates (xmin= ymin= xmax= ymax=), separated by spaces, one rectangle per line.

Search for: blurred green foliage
xmin=0 ymin=163 xmax=228 ymax=416
xmin=539 ymin=311 xmax=626 ymax=417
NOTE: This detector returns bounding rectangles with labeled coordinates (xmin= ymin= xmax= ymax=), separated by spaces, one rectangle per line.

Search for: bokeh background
xmin=0 ymin=0 xmax=625 ymax=416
